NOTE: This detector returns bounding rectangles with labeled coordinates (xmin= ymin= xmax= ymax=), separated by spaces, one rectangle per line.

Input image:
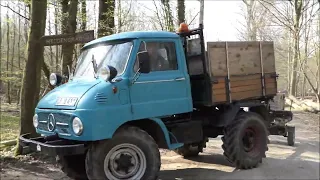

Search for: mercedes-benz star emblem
xmin=47 ymin=113 xmax=56 ymax=132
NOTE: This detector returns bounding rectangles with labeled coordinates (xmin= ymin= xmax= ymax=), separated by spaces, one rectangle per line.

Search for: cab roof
xmin=83 ymin=31 xmax=180 ymax=48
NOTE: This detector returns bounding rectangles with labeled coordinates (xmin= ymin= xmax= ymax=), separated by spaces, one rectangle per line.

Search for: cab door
xmin=129 ymin=39 xmax=192 ymax=120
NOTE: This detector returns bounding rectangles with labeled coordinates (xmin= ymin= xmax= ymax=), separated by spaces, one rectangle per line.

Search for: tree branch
xmin=258 ymin=0 xmax=293 ymax=31
xmin=0 ymin=4 xmax=30 ymax=20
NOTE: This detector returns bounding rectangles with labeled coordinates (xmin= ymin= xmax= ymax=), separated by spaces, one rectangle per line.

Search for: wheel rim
xmin=242 ymin=127 xmax=260 ymax=156
xmin=104 ymin=143 xmax=146 ymax=180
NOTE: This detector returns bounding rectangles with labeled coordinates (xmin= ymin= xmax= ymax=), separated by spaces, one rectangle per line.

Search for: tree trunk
xmin=177 ymin=0 xmax=185 ymax=25
xmin=17 ymin=0 xmax=48 ymax=155
xmin=289 ymin=0 xmax=303 ymax=96
xmin=6 ymin=7 xmax=11 ymax=104
xmin=161 ymin=0 xmax=174 ymax=31
xmin=11 ymin=13 xmax=16 ymax=102
xmin=54 ymin=0 xmax=59 ymax=72
xmin=98 ymin=0 xmax=115 ymax=37
xmin=48 ymin=7 xmax=54 ymax=68
xmin=317 ymin=9 xmax=320 ymax=102
xmin=18 ymin=3 xmax=21 ymax=70
xmin=24 ymin=2 xmax=30 ymax=44
xmin=61 ymin=0 xmax=78 ymax=76
xmin=79 ymin=0 xmax=87 ymax=48
xmin=81 ymin=0 xmax=87 ymax=31
xmin=243 ymin=0 xmax=257 ymax=41
xmin=0 ymin=2 xmax=2 ymax=95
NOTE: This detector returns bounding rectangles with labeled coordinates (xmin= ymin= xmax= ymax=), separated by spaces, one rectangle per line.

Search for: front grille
xmin=37 ymin=112 xmax=72 ymax=135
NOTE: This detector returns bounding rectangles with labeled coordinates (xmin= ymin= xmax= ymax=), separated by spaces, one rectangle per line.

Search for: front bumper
xmin=19 ymin=133 xmax=86 ymax=156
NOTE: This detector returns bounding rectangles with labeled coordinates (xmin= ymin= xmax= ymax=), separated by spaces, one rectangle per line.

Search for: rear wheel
xmin=85 ymin=126 xmax=160 ymax=180
xmin=56 ymin=154 xmax=88 ymax=180
xmin=222 ymin=112 xmax=268 ymax=169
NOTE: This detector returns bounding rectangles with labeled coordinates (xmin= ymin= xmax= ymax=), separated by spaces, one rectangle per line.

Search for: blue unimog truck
xmin=19 ymin=24 xmax=294 ymax=180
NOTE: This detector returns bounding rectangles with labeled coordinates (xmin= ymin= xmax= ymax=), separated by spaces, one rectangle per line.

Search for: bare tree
xmin=6 ymin=5 xmax=11 ymax=104
xmin=258 ymin=0 xmax=319 ymax=97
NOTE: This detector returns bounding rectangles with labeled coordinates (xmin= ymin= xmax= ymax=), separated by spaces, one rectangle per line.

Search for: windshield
xmin=73 ymin=41 xmax=133 ymax=78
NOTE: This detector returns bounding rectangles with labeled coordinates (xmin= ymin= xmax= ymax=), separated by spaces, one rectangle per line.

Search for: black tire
xmin=56 ymin=154 xmax=88 ymax=180
xmin=222 ymin=112 xmax=268 ymax=169
xmin=287 ymin=126 xmax=295 ymax=146
xmin=85 ymin=126 xmax=160 ymax=180
xmin=174 ymin=144 xmax=202 ymax=157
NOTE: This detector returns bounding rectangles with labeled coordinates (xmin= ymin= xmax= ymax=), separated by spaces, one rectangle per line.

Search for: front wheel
xmin=85 ymin=126 xmax=160 ymax=180
xmin=56 ymin=154 xmax=88 ymax=180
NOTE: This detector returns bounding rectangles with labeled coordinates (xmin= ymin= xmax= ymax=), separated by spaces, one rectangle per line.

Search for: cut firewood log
xmin=286 ymin=96 xmax=319 ymax=113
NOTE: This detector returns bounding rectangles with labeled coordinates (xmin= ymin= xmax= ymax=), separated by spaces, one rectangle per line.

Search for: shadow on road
xmin=159 ymin=152 xmax=319 ymax=180
xmin=184 ymin=154 xmax=233 ymax=167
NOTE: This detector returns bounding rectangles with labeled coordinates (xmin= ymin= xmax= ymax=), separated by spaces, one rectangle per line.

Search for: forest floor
xmin=0 ymin=108 xmax=319 ymax=180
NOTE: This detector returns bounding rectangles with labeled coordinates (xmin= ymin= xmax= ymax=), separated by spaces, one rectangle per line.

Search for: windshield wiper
xmin=91 ymin=54 xmax=98 ymax=78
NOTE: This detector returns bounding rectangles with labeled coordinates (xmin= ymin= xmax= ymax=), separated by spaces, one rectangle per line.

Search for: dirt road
xmin=1 ymin=111 xmax=319 ymax=180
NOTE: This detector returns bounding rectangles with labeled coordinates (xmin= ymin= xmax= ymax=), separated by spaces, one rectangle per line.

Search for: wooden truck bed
xmin=186 ymin=39 xmax=278 ymax=106
xmin=207 ymin=41 xmax=277 ymax=104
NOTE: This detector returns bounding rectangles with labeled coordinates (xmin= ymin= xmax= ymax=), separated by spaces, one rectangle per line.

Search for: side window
xmin=134 ymin=41 xmax=178 ymax=72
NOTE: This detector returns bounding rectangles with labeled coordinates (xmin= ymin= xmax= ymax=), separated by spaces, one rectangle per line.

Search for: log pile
xmin=285 ymin=95 xmax=319 ymax=113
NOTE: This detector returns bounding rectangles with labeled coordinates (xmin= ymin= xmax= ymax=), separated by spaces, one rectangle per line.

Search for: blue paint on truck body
xmin=34 ymin=31 xmax=193 ymax=149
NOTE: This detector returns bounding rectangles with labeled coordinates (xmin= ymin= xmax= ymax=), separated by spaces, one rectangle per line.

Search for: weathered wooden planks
xmin=211 ymin=73 xmax=277 ymax=104
xmin=206 ymin=41 xmax=275 ymax=77
xmin=206 ymin=41 xmax=277 ymax=104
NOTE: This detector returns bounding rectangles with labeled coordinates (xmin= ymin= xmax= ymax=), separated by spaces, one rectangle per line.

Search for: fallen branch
xmin=0 ymin=139 xmax=17 ymax=147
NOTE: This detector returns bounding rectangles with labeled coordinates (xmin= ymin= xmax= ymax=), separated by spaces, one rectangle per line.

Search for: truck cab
xmin=19 ymin=24 xmax=293 ymax=180
xmin=33 ymin=31 xmax=193 ymax=143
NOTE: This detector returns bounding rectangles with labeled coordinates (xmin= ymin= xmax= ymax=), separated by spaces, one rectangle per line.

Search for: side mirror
xmin=137 ymin=51 xmax=150 ymax=73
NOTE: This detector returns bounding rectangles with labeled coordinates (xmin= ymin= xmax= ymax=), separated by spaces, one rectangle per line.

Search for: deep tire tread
xmin=85 ymin=126 xmax=160 ymax=180
xmin=56 ymin=154 xmax=88 ymax=180
xmin=222 ymin=112 xmax=268 ymax=169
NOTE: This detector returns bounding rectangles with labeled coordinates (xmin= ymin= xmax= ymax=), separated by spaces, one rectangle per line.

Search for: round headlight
xmin=99 ymin=66 xmax=110 ymax=81
xmin=72 ymin=117 xmax=83 ymax=135
xmin=33 ymin=114 xmax=38 ymax=128
xmin=49 ymin=73 xmax=57 ymax=86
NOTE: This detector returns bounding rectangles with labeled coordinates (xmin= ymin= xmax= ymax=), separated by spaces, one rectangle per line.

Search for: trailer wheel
xmin=287 ymin=125 xmax=295 ymax=146
xmin=85 ymin=126 xmax=160 ymax=180
xmin=222 ymin=112 xmax=268 ymax=169
xmin=174 ymin=144 xmax=202 ymax=157
xmin=56 ymin=154 xmax=88 ymax=180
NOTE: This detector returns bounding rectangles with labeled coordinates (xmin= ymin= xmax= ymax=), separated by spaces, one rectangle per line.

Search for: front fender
xmin=149 ymin=118 xmax=183 ymax=150
xmin=114 ymin=118 xmax=183 ymax=150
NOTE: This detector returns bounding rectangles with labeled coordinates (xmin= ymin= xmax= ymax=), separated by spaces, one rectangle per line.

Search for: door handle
xmin=175 ymin=77 xmax=185 ymax=81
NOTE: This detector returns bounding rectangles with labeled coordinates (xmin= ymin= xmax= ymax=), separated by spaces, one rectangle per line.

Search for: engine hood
xmin=37 ymin=78 xmax=101 ymax=110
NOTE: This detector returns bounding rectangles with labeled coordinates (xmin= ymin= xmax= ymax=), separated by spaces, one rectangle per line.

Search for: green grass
xmin=0 ymin=113 xmax=19 ymax=142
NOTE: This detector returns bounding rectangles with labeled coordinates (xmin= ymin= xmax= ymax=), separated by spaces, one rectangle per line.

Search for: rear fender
xmin=217 ymin=102 xmax=269 ymax=127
